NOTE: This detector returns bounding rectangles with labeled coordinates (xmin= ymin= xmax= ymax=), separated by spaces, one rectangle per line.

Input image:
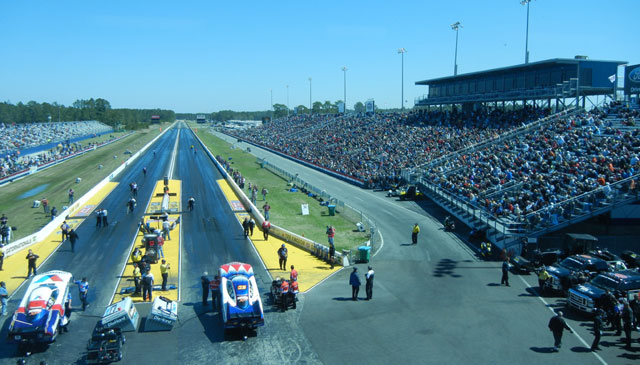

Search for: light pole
xmin=521 ymin=0 xmax=533 ymax=64
xmin=308 ymin=77 xmax=312 ymax=113
xmin=270 ymin=89 xmax=273 ymax=120
xmin=451 ymin=22 xmax=462 ymax=76
xmin=398 ymin=48 xmax=407 ymax=110
xmin=342 ymin=66 xmax=347 ymax=113
xmin=286 ymin=85 xmax=289 ymax=117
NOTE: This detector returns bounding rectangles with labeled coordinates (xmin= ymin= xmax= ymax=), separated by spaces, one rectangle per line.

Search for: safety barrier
xmin=3 ymin=123 xmax=177 ymax=257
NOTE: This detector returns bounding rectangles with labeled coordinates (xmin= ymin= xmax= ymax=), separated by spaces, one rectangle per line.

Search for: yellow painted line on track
xmin=112 ymin=179 xmax=181 ymax=304
xmin=217 ymin=179 xmax=338 ymax=292
xmin=0 ymin=182 xmax=119 ymax=296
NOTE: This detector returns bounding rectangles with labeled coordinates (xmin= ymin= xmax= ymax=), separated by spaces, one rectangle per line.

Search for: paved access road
xmin=220 ymin=132 xmax=635 ymax=365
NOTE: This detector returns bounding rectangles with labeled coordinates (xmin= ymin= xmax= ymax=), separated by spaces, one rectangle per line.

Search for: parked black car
xmin=620 ymin=250 xmax=640 ymax=268
xmin=568 ymin=270 xmax=640 ymax=314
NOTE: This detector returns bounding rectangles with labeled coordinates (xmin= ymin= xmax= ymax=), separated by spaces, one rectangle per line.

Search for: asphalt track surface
xmin=0 ymin=123 xmax=637 ymax=364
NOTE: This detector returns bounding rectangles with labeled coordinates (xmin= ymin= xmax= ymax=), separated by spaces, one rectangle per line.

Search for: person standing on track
xmin=127 ymin=197 xmax=136 ymax=214
xmin=591 ymin=308 xmax=604 ymax=351
xmin=548 ymin=311 xmax=572 ymax=352
xmin=132 ymin=263 xmax=141 ymax=295
xmin=160 ymin=260 xmax=170 ymax=291
xmin=262 ymin=220 xmax=271 ymax=240
xmin=349 ymin=267 xmax=361 ymax=301
xmin=411 ymin=223 xmax=420 ymax=244
xmin=209 ymin=275 xmax=221 ymax=311
xmin=60 ymin=221 xmax=70 ymax=241
xmin=68 ymin=228 xmax=79 ymax=253
xmin=249 ymin=217 xmax=256 ymax=236
xmin=142 ymin=271 xmax=154 ymax=302
xmin=290 ymin=265 xmax=298 ymax=282
xmin=101 ymin=208 xmax=109 ymax=226
xmin=188 ymin=196 xmax=195 ymax=212
xmin=261 ymin=187 xmax=268 ymax=201
xmin=501 ymin=258 xmax=510 ymax=287
xmin=201 ymin=272 xmax=210 ymax=307
xmin=68 ymin=188 xmax=75 ymax=204
xmin=26 ymin=249 xmax=39 ymax=277
xmin=74 ymin=277 xmax=90 ymax=311
xmin=0 ymin=281 xmax=8 ymax=316
xmin=277 ymin=244 xmax=288 ymax=271
xmin=242 ymin=218 xmax=250 ymax=238
xmin=365 ymin=266 xmax=375 ymax=300
xmin=0 ymin=244 xmax=5 ymax=271
xmin=96 ymin=209 xmax=102 ymax=228
xmin=142 ymin=167 xmax=147 ymax=178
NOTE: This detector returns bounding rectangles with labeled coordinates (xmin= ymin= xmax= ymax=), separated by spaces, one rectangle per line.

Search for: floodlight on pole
xmin=520 ymin=0 xmax=534 ymax=64
xmin=308 ymin=77 xmax=312 ymax=113
xmin=450 ymin=22 xmax=462 ymax=76
xmin=397 ymin=48 xmax=407 ymax=110
xmin=342 ymin=66 xmax=348 ymax=113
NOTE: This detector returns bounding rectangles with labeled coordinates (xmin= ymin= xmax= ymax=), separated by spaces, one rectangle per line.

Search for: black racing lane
xmin=174 ymin=125 xmax=320 ymax=364
xmin=0 ymin=128 xmax=178 ymax=364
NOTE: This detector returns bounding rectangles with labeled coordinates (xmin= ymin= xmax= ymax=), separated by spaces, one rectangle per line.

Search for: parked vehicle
xmin=620 ymin=250 xmax=640 ymax=268
xmin=545 ymin=255 xmax=610 ymax=295
xmin=568 ymin=270 xmax=640 ymax=314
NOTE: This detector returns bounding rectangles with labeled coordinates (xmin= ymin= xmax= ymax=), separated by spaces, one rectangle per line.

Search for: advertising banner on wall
xmin=624 ymin=64 xmax=640 ymax=95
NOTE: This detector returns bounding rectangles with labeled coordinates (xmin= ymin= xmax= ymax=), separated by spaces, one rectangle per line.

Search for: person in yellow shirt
xmin=132 ymin=263 xmax=142 ymax=295
xmin=538 ymin=266 xmax=551 ymax=295
xmin=131 ymin=247 xmax=142 ymax=266
xmin=160 ymin=259 xmax=170 ymax=291
xmin=412 ymin=223 xmax=420 ymax=245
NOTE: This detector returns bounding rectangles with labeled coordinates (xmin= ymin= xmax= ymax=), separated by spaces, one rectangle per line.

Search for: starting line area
xmin=111 ymin=179 xmax=181 ymax=304
xmin=216 ymin=179 xmax=339 ymax=292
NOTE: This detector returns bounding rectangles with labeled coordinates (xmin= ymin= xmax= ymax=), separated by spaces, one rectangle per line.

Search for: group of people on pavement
xmin=349 ymin=266 xmax=375 ymax=301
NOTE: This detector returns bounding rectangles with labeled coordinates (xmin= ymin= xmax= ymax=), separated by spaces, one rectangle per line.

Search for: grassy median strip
xmin=0 ymin=124 xmax=169 ymax=241
xmin=194 ymin=127 xmax=369 ymax=253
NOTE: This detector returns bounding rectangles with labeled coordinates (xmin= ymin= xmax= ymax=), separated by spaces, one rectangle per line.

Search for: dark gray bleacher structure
xmin=415 ymin=57 xmax=624 ymax=111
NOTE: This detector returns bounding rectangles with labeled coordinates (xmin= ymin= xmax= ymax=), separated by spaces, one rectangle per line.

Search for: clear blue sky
xmin=1 ymin=0 xmax=638 ymax=113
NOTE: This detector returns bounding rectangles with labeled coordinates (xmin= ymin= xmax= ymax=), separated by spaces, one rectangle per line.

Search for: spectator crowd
xmin=0 ymin=121 xmax=113 ymax=178
xmin=227 ymin=107 xmax=549 ymax=187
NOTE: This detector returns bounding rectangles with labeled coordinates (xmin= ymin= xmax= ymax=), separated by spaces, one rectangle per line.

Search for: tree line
xmin=0 ymin=99 xmax=176 ymax=130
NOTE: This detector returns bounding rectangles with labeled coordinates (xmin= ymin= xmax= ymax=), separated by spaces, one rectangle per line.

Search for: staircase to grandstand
xmin=405 ymin=107 xmax=640 ymax=253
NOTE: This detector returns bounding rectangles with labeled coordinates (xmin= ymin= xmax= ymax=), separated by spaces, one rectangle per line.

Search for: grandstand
xmin=407 ymin=57 xmax=640 ymax=251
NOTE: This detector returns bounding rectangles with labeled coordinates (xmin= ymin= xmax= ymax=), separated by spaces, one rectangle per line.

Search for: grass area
xmin=0 ymin=124 xmax=170 ymax=241
xmin=195 ymin=127 xmax=370 ymax=253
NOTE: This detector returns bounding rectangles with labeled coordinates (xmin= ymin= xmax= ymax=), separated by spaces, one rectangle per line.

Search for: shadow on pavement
xmin=182 ymin=301 xmax=225 ymax=344
xmin=332 ymin=297 xmax=355 ymax=301
xmin=433 ymin=259 xmax=461 ymax=278
xmin=529 ymin=346 xmax=555 ymax=353
xmin=570 ymin=346 xmax=592 ymax=353
xmin=486 ymin=283 xmax=501 ymax=287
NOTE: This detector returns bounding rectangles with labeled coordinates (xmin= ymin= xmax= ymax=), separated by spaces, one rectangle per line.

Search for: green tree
xmin=295 ymin=105 xmax=309 ymax=114
xmin=312 ymin=101 xmax=323 ymax=114
xmin=273 ymin=103 xmax=289 ymax=118
xmin=354 ymin=102 xmax=365 ymax=113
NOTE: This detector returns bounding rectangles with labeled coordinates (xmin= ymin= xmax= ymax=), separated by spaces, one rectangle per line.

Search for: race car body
xmin=219 ymin=262 xmax=264 ymax=330
xmin=8 ymin=271 xmax=72 ymax=344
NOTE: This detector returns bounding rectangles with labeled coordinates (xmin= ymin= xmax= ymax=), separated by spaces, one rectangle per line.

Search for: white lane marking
xmin=425 ymin=249 xmax=431 ymax=262
xmin=167 ymin=128 xmax=180 ymax=178
xmin=372 ymin=228 xmax=384 ymax=257
xmin=517 ymin=275 xmax=607 ymax=365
